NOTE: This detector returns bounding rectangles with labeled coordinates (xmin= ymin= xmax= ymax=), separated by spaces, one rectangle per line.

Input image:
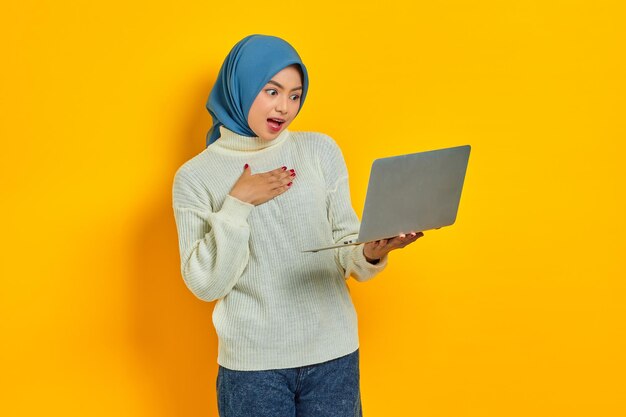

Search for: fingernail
xmin=282 ymin=166 xmax=287 ymax=170
xmin=290 ymin=172 xmax=296 ymax=177
xmin=289 ymin=169 xmax=295 ymax=173
xmin=287 ymin=182 xmax=293 ymax=186
xmin=244 ymin=163 xmax=249 ymax=169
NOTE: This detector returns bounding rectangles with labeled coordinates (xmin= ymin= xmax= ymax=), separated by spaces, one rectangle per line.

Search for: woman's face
xmin=247 ymin=65 xmax=303 ymax=141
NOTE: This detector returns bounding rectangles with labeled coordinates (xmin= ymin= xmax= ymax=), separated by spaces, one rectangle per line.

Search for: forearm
xmin=337 ymin=244 xmax=388 ymax=282
xmin=175 ymin=195 xmax=254 ymax=301
xmin=181 ymin=223 xmax=250 ymax=301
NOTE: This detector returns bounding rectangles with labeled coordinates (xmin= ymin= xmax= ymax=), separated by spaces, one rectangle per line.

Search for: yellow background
xmin=1 ymin=1 xmax=624 ymax=416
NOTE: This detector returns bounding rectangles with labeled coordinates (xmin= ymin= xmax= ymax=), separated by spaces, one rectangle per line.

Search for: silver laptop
xmin=302 ymin=145 xmax=471 ymax=253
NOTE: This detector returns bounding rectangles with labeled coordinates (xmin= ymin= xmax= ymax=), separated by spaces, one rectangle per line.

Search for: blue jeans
xmin=217 ymin=349 xmax=363 ymax=417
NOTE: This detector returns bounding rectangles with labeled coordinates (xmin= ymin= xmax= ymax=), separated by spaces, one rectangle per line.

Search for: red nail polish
xmin=290 ymin=172 xmax=296 ymax=177
xmin=244 ymin=163 xmax=249 ymax=169
xmin=282 ymin=166 xmax=287 ymax=170
xmin=289 ymin=169 xmax=295 ymax=173
xmin=287 ymin=182 xmax=293 ymax=186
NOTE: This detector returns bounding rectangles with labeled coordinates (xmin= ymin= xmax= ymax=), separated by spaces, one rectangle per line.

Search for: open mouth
xmin=267 ymin=118 xmax=285 ymax=130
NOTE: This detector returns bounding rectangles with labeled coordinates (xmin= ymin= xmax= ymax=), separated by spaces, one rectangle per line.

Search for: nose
xmin=275 ymin=94 xmax=288 ymax=114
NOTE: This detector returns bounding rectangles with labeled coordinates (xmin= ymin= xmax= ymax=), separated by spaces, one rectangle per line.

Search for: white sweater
xmin=172 ymin=125 xmax=388 ymax=371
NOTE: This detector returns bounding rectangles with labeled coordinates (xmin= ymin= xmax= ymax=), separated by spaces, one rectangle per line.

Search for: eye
xmin=290 ymin=94 xmax=301 ymax=101
xmin=265 ymin=89 xmax=278 ymax=96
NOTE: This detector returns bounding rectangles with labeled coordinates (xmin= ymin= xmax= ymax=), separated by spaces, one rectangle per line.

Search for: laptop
xmin=301 ymin=144 xmax=471 ymax=253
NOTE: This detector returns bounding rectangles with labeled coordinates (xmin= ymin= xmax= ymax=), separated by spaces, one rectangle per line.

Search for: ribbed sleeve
xmin=172 ymin=168 xmax=254 ymax=302
xmin=318 ymin=135 xmax=389 ymax=282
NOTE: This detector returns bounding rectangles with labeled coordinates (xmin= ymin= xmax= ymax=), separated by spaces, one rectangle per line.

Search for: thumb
xmin=242 ymin=163 xmax=251 ymax=175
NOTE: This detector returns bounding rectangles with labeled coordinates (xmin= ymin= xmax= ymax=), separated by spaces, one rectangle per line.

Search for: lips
xmin=267 ymin=118 xmax=285 ymax=131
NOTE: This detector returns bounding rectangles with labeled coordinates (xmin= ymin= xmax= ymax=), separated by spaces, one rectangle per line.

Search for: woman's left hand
xmin=363 ymin=232 xmax=424 ymax=263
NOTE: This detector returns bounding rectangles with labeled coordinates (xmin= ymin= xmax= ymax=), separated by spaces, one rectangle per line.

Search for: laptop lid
xmin=302 ymin=144 xmax=471 ymax=252
xmin=358 ymin=144 xmax=471 ymax=242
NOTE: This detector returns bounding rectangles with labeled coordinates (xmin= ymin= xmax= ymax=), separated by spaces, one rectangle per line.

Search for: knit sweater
xmin=172 ymin=125 xmax=389 ymax=371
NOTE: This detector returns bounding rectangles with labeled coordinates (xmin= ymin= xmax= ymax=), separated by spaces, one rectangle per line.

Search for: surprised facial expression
xmin=247 ymin=64 xmax=303 ymax=141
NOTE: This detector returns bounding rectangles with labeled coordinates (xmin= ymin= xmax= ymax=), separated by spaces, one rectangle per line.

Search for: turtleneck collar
xmin=211 ymin=125 xmax=291 ymax=152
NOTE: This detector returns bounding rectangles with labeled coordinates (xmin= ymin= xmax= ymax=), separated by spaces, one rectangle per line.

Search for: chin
xmin=258 ymin=132 xmax=277 ymax=141
xmin=252 ymin=120 xmax=290 ymax=141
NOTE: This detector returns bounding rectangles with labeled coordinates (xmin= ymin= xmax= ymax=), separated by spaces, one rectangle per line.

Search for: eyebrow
xmin=267 ymin=80 xmax=303 ymax=91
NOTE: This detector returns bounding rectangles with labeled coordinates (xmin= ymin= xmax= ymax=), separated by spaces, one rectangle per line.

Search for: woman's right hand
xmin=229 ymin=164 xmax=296 ymax=206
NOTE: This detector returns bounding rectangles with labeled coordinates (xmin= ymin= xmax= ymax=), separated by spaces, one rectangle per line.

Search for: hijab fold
xmin=205 ymin=34 xmax=309 ymax=147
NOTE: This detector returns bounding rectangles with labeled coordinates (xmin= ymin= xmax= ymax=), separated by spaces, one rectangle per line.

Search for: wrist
xmin=228 ymin=191 xmax=253 ymax=205
xmin=363 ymin=248 xmax=380 ymax=264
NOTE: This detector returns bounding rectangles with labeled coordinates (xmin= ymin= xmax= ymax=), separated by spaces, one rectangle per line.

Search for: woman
xmin=172 ymin=34 xmax=422 ymax=417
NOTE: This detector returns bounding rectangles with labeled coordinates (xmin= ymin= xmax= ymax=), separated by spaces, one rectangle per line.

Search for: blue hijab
xmin=205 ymin=34 xmax=310 ymax=147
